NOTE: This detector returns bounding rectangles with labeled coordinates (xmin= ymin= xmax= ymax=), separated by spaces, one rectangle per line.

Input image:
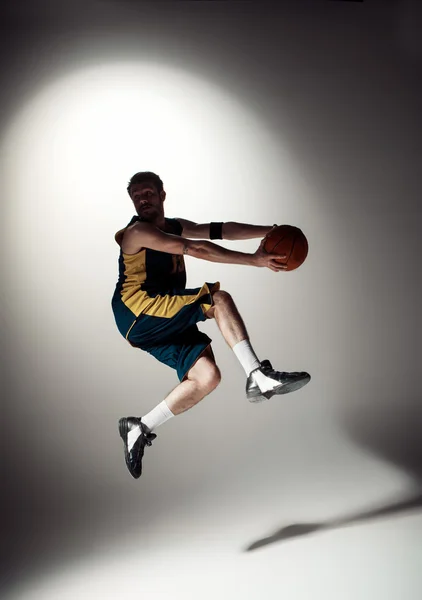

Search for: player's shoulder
xmin=114 ymin=216 xmax=143 ymax=247
xmin=118 ymin=216 xmax=152 ymax=234
xmin=114 ymin=216 xmax=183 ymax=248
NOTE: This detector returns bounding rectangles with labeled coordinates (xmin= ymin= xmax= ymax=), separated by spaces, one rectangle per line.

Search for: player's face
xmin=130 ymin=182 xmax=165 ymax=221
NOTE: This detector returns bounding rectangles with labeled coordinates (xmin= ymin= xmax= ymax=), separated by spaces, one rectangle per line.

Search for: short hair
xmin=127 ymin=171 xmax=164 ymax=196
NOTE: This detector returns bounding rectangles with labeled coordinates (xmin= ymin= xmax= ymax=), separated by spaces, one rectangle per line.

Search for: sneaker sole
xmin=118 ymin=418 xmax=131 ymax=468
xmin=118 ymin=418 xmax=140 ymax=478
xmin=248 ymin=374 xmax=311 ymax=403
xmin=118 ymin=417 xmax=128 ymax=440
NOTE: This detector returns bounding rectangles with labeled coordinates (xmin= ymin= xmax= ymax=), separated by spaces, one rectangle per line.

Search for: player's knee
xmin=212 ymin=290 xmax=232 ymax=305
xmin=202 ymin=364 xmax=221 ymax=392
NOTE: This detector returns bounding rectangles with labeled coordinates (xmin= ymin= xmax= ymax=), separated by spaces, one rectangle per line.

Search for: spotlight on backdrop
xmin=2 ymin=60 xmax=303 ymax=343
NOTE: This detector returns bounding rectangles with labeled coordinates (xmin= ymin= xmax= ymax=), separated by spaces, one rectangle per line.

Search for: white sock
xmin=232 ymin=339 xmax=279 ymax=394
xmin=127 ymin=401 xmax=174 ymax=452
xmin=142 ymin=400 xmax=174 ymax=432
xmin=232 ymin=339 xmax=260 ymax=376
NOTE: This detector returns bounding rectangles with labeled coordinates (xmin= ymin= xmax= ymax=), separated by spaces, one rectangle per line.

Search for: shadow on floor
xmin=246 ymin=392 xmax=422 ymax=552
xmin=244 ymin=490 xmax=422 ymax=551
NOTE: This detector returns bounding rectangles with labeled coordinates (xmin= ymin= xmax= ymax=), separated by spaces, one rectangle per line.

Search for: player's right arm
xmin=122 ymin=222 xmax=287 ymax=272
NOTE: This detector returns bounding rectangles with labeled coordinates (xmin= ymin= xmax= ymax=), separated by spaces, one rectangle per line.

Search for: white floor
xmin=7 ymin=408 xmax=422 ymax=600
xmin=9 ymin=496 xmax=421 ymax=600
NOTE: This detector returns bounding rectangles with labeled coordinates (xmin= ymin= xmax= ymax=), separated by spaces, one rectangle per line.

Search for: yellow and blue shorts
xmin=113 ymin=282 xmax=220 ymax=382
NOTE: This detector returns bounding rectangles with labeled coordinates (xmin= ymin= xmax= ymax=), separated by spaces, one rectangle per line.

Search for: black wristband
xmin=209 ymin=222 xmax=224 ymax=239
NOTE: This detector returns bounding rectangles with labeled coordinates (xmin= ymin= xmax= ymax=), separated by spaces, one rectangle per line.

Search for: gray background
xmin=2 ymin=1 xmax=421 ymax=598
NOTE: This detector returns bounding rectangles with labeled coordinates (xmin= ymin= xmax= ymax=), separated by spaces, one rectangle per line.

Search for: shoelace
xmin=141 ymin=426 xmax=157 ymax=445
xmin=144 ymin=434 xmax=156 ymax=446
xmin=137 ymin=418 xmax=157 ymax=445
xmin=260 ymin=359 xmax=272 ymax=372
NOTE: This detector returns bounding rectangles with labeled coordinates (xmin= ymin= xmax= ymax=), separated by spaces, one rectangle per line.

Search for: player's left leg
xmin=205 ymin=289 xmax=311 ymax=402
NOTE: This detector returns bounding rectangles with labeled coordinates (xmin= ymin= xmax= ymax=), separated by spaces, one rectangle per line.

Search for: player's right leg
xmin=119 ymin=346 xmax=220 ymax=479
xmin=205 ymin=289 xmax=311 ymax=402
xmin=162 ymin=345 xmax=221 ymax=415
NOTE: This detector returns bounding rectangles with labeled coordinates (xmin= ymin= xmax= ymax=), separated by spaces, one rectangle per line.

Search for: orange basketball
xmin=263 ymin=225 xmax=309 ymax=271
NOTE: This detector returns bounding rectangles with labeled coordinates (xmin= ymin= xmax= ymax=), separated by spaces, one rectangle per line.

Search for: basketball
xmin=263 ymin=224 xmax=309 ymax=271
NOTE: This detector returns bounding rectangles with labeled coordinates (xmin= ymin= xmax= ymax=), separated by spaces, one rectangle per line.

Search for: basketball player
xmin=112 ymin=172 xmax=311 ymax=478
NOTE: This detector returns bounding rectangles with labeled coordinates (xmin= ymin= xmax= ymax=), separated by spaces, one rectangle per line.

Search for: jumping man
xmin=112 ymin=171 xmax=311 ymax=478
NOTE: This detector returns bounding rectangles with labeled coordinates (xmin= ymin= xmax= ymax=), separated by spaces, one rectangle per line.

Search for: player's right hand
xmin=253 ymin=238 xmax=288 ymax=272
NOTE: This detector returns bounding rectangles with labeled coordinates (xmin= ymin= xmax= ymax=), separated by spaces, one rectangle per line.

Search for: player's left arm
xmin=176 ymin=218 xmax=277 ymax=240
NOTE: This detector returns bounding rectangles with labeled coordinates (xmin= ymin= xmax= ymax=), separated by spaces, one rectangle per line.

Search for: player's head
xmin=127 ymin=171 xmax=166 ymax=221
xmin=127 ymin=171 xmax=164 ymax=196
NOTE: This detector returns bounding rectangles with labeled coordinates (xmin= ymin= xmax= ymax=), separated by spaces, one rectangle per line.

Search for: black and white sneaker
xmin=246 ymin=359 xmax=311 ymax=403
xmin=118 ymin=416 xmax=156 ymax=479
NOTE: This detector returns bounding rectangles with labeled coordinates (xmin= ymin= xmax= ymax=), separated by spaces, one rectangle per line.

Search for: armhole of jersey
xmin=170 ymin=218 xmax=183 ymax=236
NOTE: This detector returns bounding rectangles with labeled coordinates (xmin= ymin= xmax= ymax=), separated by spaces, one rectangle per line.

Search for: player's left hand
xmin=254 ymin=237 xmax=288 ymax=272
